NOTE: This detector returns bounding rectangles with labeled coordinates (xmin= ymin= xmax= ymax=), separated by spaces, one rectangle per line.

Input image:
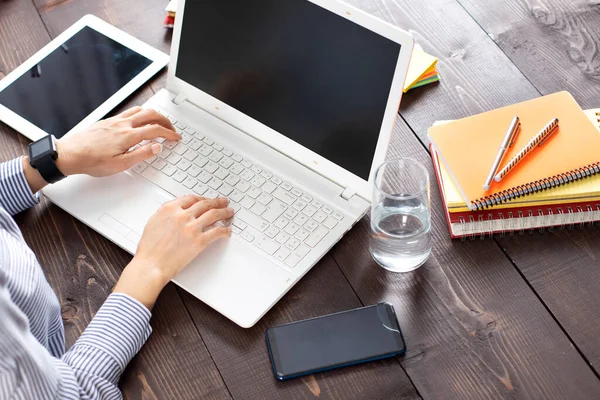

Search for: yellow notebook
xmin=436 ymin=108 xmax=600 ymax=212
xmin=428 ymin=92 xmax=600 ymax=211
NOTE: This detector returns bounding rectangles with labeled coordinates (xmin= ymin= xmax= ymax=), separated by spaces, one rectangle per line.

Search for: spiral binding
xmin=455 ymin=203 xmax=600 ymax=239
xmin=471 ymin=161 xmax=600 ymax=211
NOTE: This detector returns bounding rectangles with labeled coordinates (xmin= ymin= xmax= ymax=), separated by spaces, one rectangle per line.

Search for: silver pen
xmin=483 ymin=116 xmax=521 ymax=191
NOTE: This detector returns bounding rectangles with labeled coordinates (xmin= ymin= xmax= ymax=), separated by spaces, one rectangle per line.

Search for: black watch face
xmin=30 ymin=135 xmax=56 ymax=160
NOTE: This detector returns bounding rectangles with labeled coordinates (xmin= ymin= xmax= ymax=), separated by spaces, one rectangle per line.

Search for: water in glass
xmin=370 ymin=158 xmax=432 ymax=272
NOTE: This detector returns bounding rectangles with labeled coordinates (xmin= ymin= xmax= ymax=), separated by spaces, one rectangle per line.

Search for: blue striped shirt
xmin=0 ymin=157 xmax=152 ymax=399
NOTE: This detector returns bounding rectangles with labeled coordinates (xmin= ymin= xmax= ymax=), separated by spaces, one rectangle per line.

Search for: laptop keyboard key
xmin=204 ymin=161 xmax=219 ymax=174
xmin=162 ymin=164 xmax=177 ymax=177
xmin=240 ymin=231 xmax=254 ymax=242
xmin=313 ymin=210 xmax=328 ymax=223
xmin=294 ymin=229 xmax=309 ymax=242
xmin=250 ymin=203 xmax=267 ymax=216
xmin=183 ymin=149 xmax=199 ymax=162
xmin=281 ymin=182 xmax=293 ymax=191
xmin=262 ymin=181 xmax=277 ymax=194
xmin=273 ymin=187 xmax=296 ymax=205
xmin=303 ymin=205 xmax=317 ymax=217
xmin=240 ymin=197 xmax=255 ymax=209
xmin=274 ymin=248 xmax=291 ymax=263
xmin=304 ymin=219 xmax=319 ymax=232
xmin=254 ymin=236 xmax=280 ymax=255
xmin=172 ymin=169 xmax=187 ymax=182
xmin=218 ymin=184 xmax=234 ymax=196
xmin=232 ymin=153 xmax=243 ymax=163
xmin=131 ymin=162 xmax=147 ymax=174
xmin=285 ymin=238 xmax=301 ymax=251
xmin=285 ymin=253 xmax=302 ymax=268
xmin=177 ymin=159 xmax=192 ymax=171
xmin=261 ymin=200 xmax=286 ymax=223
xmin=215 ymin=167 xmax=229 ymax=180
xmin=324 ymin=216 xmax=338 ymax=229
xmin=229 ymin=190 xmax=244 ymax=203
xmin=275 ymin=232 xmax=290 ymax=245
xmin=305 ymin=226 xmax=329 ymax=248
xmin=193 ymin=184 xmax=208 ymax=195
xmin=246 ymin=186 xmax=261 ymax=199
xmin=187 ymin=165 xmax=202 ymax=177
xmin=237 ymin=209 xmax=269 ymax=232
xmin=183 ymin=177 xmax=197 ymax=189
xmin=265 ymin=225 xmax=280 ymax=238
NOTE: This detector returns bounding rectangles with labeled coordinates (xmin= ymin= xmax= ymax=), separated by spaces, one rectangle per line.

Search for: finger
xmin=188 ymin=197 xmax=229 ymax=218
xmin=129 ymin=108 xmax=174 ymax=131
xmin=201 ymin=225 xmax=232 ymax=245
xmin=120 ymin=142 xmax=163 ymax=168
xmin=196 ymin=207 xmax=235 ymax=229
xmin=118 ymin=106 xmax=144 ymax=118
xmin=173 ymin=194 xmax=203 ymax=209
xmin=129 ymin=125 xmax=181 ymax=146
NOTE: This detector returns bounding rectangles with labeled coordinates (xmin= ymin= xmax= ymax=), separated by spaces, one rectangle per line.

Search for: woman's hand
xmin=114 ymin=196 xmax=234 ymax=309
xmin=56 ymin=107 xmax=180 ymax=177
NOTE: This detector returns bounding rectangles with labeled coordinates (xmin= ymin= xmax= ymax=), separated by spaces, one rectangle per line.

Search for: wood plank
xmin=331 ymin=117 xmax=600 ymax=399
xmin=0 ymin=2 xmax=230 ymax=399
xmin=457 ymin=0 xmax=600 ymax=109
xmin=345 ymin=0 xmax=542 ymax=143
xmin=179 ymin=255 xmax=421 ymax=400
xmin=345 ymin=0 xmax=600 ymax=388
xmin=496 ymin=228 xmax=600 ymax=374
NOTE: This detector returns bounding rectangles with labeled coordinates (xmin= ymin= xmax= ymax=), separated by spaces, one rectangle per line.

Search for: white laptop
xmin=43 ymin=0 xmax=414 ymax=327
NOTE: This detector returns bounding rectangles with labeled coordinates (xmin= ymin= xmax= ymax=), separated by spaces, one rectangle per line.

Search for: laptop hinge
xmin=172 ymin=93 xmax=187 ymax=106
xmin=340 ymin=187 xmax=356 ymax=201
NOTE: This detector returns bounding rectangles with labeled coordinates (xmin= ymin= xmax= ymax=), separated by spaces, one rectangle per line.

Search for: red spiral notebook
xmin=431 ymin=108 xmax=600 ymax=239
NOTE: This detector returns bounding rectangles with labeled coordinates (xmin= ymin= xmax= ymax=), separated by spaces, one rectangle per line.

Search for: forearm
xmin=113 ymin=258 xmax=169 ymax=310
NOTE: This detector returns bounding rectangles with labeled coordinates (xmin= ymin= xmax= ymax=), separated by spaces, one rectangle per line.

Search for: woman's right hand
xmin=114 ymin=196 xmax=234 ymax=309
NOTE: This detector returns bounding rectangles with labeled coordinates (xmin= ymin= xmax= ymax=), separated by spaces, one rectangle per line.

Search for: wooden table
xmin=2 ymin=0 xmax=600 ymax=398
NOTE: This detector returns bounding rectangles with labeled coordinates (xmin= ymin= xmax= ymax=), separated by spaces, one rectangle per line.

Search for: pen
xmin=483 ymin=116 xmax=521 ymax=191
xmin=494 ymin=118 xmax=560 ymax=182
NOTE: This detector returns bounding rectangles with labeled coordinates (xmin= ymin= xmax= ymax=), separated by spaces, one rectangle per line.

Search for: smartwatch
xmin=27 ymin=135 xmax=66 ymax=184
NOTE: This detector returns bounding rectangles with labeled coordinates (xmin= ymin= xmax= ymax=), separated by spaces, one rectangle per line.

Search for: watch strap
xmin=36 ymin=154 xmax=66 ymax=184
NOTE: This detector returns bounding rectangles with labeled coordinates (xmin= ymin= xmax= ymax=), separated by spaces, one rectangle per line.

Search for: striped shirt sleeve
xmin=0 ymin=157 xmax=40 ymax=215
xmin=0 ymin=272 xmax=152 ymax=399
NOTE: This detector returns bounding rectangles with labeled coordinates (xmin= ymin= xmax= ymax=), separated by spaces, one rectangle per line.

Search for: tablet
xmin=0 ymin=15 xmax=169 ymax=141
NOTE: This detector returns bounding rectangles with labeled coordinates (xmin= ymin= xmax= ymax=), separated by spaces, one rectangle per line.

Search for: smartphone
xmin=265 ymin=303 xmax=406 ymax=380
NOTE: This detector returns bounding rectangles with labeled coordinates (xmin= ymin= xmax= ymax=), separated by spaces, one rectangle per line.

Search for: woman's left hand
xmin=55 ymin=107 xmax=181 ymax=177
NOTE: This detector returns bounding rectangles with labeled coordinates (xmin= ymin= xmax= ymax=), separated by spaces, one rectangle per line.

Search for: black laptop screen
xmin=176 ymin=0 xmax=402 ymax=180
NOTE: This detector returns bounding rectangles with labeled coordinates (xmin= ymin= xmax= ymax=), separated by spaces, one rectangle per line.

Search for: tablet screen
xmin=0 ymin=26 xmax=152 ymax=138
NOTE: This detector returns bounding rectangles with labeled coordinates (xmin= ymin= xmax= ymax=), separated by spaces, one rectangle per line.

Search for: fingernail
xmin=151 ymin=143 xmax=162 ymax=154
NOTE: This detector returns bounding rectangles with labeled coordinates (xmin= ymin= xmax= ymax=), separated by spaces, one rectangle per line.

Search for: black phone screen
xmin=266 ymin=303 xmax=406 ymax=380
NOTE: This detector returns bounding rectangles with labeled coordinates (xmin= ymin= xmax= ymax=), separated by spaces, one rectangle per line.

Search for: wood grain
xmin=179 ymin=255 xmax=421 ymax=400
xmin=331 ymin=117 xmax=600 ymax=399
xmin=345 ymin=0 xmax=542 ymax=143
xmin=457 ymin=0 xmax=600 ymax=109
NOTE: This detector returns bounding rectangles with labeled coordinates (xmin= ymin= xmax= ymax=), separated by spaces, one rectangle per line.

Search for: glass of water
xmin=370 ymin=158 xmax=432 ymax=272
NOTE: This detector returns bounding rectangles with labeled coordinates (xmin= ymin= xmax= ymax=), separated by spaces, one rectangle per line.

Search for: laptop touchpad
xmin=107 ymin=196 xmax=163 ymax=235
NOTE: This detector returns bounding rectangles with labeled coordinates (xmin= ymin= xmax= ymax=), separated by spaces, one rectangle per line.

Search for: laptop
xmin=43 ymin=0 xmax=414 ymax=328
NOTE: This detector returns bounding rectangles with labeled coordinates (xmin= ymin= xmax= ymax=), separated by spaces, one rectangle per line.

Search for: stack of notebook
xmin=404 ymin=46 xmax=440 ymax=92
xmin=428 ymin=92 xmax=600 ymax=239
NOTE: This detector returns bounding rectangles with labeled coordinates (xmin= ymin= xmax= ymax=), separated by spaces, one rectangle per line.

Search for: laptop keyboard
xmin=129 ymin=110 xmax=345 ymax=268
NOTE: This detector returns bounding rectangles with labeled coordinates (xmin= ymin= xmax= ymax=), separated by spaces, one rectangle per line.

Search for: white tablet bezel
xmin=167 ymin=0 xmax=414 ymax=201
xmin=0 ymin=14 xmax=169 ymax=142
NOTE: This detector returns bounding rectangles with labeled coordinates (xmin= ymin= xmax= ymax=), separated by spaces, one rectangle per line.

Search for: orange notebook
xmin=428 ymin=92 xmax=600 ymax=210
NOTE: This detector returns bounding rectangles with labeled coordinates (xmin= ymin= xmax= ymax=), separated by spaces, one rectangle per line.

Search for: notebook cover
xmin=428 ymin=92 xmax=600 ymax=210
xmin=433 ymin=110 xmax=600 ymax=212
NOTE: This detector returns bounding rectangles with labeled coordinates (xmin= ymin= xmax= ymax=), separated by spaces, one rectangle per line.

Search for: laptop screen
xmin=176 ymin=0 xmax=402 ymax=180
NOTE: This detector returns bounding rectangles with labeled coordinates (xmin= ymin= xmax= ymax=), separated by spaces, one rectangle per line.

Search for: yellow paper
xmin=403 ymin=49 xmax=438 ymax=92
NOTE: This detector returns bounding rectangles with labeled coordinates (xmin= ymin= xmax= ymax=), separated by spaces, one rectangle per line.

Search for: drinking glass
xmin=370 ymin=158 xmax=432 ymax=272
